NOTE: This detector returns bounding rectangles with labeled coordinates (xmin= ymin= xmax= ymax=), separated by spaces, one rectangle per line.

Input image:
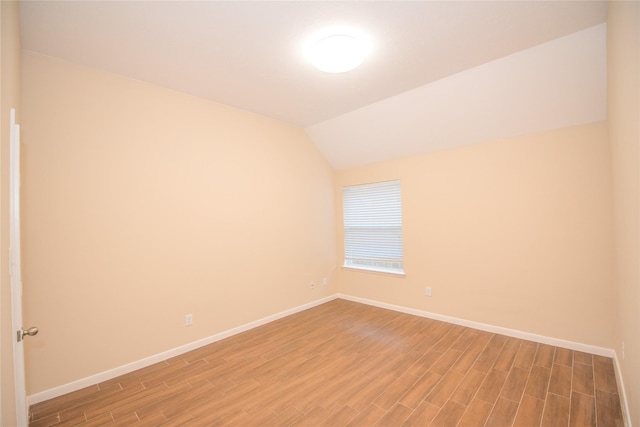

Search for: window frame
xmin=342 ymin=180 xmax=405 ymax=276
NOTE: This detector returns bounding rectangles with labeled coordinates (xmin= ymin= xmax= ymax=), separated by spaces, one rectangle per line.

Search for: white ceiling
xmin=309 ymin=24 xmax=607 ymax=169
xmin=19 ymin=1 xmax=608 ymax=169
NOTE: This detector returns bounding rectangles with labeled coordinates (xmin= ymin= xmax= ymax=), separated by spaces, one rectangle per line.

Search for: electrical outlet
xmin=425 ymin=287 xmax=432 ymax=297
xmin=322 ymin=277 xmax=328 ymax=286
xmin=185 ymin=314 xmax=193 ymax=326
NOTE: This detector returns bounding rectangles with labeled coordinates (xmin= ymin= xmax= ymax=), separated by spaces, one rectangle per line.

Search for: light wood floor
xmin=30 ymin=299 xmax=624 ymax=426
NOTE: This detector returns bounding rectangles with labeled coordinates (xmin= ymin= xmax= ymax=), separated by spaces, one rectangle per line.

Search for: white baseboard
xmin=613 ymin=353 xmax=633 ymax=427
xmin=337 ymin=294 xmax=615 ymax=358
xmin=27 ymin=295 xmax=338 ymax=406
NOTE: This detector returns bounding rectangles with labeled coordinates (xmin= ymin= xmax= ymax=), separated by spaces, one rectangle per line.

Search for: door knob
xmin=17 ymin=327 xmax=38 ymax=342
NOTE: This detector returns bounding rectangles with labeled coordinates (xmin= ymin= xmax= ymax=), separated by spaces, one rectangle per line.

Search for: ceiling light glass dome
xmin=305 ymin=30 xmax=372 ymax=73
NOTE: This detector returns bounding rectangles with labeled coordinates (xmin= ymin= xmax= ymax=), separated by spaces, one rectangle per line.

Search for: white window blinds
xmin=342 ymin=180 xmax=404 ymax=274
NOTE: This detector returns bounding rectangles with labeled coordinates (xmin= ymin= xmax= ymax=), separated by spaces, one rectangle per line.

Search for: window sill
xmin=342 ymin=266 xmax=406 ymax=278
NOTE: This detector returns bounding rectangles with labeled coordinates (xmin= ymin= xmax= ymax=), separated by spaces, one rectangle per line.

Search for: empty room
xmin=1 ymin=1 xmax=638 ymax=426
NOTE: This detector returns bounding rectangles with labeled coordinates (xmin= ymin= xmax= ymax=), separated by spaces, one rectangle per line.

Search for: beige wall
xmin=608 ymin=1 xmax=640 ymax=424
xmin=20 ymin=52 xmax=336 ymax=395
xmin=336 ymin=122 xmax=615 ymax=348
xmin=1 ymin=1 xmax=21 ymax=425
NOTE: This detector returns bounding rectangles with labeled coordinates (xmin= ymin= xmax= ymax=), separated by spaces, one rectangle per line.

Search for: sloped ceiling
xmin=309 ymin=24 xmax=607 ymax=169
xmin=19 ymin=1 xmax=607 ymax=169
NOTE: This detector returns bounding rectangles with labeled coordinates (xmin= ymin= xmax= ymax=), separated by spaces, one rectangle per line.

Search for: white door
xmin=10 ymin=108 xmax=37 ymax=426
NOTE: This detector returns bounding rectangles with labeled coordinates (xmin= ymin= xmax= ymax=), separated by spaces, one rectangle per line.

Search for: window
xmin=342 ymin=180 xmax=404 ymax=275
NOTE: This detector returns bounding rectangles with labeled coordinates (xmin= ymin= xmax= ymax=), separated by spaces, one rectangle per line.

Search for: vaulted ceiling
xmin=20 ymin=1 xmax=608 ymax=169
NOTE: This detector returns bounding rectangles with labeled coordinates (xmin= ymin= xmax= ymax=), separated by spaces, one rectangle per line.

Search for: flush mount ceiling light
xmin=304 ymin=29 xmax=372 ymax=73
